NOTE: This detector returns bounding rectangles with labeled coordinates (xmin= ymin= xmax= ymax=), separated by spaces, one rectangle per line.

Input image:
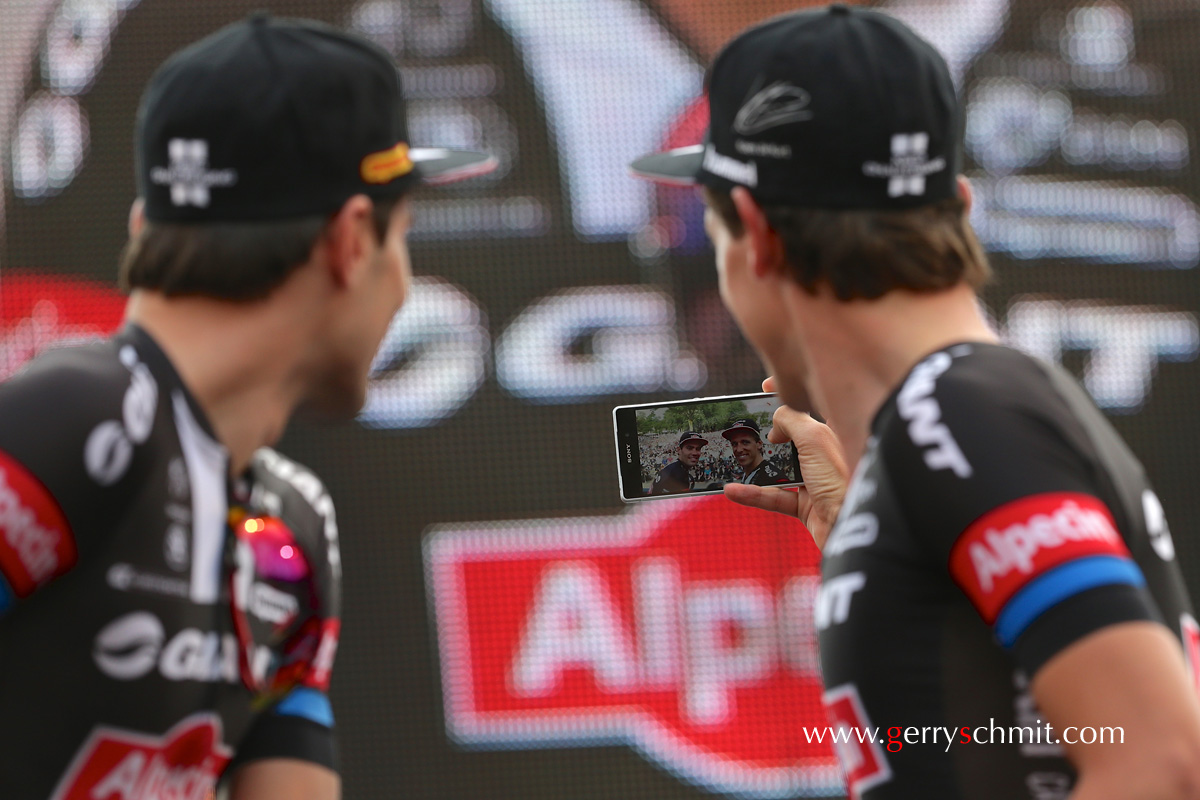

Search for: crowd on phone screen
xmin=638 ymin=431 xmax=793 ymax=492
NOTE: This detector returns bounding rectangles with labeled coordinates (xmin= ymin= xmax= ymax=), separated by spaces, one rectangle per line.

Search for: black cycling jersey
xmin=819 ymin=343 xmax=1196 ymax=799
xmin=742 ymin=459 xmax=789 ymax=486
xmin=651 ymin=460 xmax=693 ymax=495
xmin=0 ymin=324 xmax=342 ymax=799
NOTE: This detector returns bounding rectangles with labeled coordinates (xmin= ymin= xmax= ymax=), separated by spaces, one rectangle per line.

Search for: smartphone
xmin=613 ymin=392 xmax=803 ymax=502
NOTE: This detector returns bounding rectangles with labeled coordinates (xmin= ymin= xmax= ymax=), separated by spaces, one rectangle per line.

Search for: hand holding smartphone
xmin=613 ymin=392 xmax=803 ymax=501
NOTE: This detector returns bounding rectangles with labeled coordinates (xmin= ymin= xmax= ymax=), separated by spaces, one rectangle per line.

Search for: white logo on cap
xmin=733 ymin=82 xmax=813 ymax=135
xmin=862 ymin=133 xmax=947 ymax=198
xmin=702 ymin=145 xmax=758 ymax=188
xmin=149 ymin=139 xmax=238 ymax=208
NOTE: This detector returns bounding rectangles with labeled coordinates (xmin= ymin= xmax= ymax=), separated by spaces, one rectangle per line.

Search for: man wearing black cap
xmin=0 ymin=15 xmax=492 ymax=800
xmin=632 ymin=5 xmax=1200 ymax=799
xmin=651 ymin=431 xmax=708 ymax=495
xmin=721 ymin=418 xmax=788 ymax=486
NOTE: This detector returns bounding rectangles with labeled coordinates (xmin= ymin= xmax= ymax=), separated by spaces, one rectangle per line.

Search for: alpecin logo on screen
xmin=424 ymin=496 xmax=843 ymax=798
xmin=0 ymin=271 xmax=125 ymax=382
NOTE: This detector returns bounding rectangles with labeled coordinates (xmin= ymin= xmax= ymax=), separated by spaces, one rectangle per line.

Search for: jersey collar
xmin=117 ymin=323 xmax=222 ymax=445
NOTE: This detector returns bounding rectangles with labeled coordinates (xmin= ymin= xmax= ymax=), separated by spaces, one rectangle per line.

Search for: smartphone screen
xmin=613 ymin=392 xmax=803 ymax=502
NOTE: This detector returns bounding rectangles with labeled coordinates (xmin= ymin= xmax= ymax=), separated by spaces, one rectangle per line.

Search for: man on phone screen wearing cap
xmin=0 ymin=15 xmax=493 ymax=800
xmin=722 ymin=418 xmax=787 ymax=486
xmin=651 ymin=432 xmax=708 ymax=495
xmin=631 ymin=5 xmax=1200 ymax=799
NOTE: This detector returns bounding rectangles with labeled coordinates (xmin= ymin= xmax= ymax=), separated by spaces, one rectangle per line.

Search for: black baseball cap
xmin=137 ymin=14 xmax=497 ymax=222
xmin=629 ymin=5 xmax=959 ymax=210
xmin=678 ymin=432 xmax=709 ymax=447
xmin=721 ymin=419 xmax=761 ymax=441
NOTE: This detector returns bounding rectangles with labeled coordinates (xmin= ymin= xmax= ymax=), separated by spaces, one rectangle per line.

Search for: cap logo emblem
xmin=733 ymin=82 xmax=813 ymax=135
xmin=702 ymin=145 xmax=758 ymax=188
xmin=862 ymin=133 xmax=947 ymax=197
xmin=361 ymin=143 xmax=414 ymax=184
xmin=150 ymin=139 xmax=237 ymax=208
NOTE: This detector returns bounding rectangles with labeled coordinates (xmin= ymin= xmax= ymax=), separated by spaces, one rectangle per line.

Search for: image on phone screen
xmin=613 ymin=392 xmax=803 ymax=502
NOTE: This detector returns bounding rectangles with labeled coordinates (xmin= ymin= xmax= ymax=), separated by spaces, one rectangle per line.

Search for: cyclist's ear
xmin=128 ymin=198 xmax=146 ymax=239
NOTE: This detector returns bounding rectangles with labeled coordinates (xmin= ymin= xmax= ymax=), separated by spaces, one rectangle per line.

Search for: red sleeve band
xmin=0 ymin=449 xmax=76 ymax=597
xmin=948 ymin=492 xmax=1130 ymax=624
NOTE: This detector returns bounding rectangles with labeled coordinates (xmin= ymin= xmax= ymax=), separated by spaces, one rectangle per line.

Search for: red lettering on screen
xmin=425 ymin=496 xmax=843 ymax=798
xmin=0 ymin=271 xmax=125 ymax=382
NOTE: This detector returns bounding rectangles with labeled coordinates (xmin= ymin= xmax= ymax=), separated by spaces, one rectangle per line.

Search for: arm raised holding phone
xmin=627 ymin=7 xmax=1200 ymax=795
xmin=723 ymin=377 xmax=848 ymax=551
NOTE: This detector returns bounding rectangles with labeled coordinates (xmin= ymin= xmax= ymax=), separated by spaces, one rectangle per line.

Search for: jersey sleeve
xmin=750 ymin=461 xmax=792 ymax=486
xmin=652 ymin=462 xmax=689 ymax=494
xmin=232 ymin=448 xmax=343 ymax=771
xmin=0 ymin=344 xmax=153 ymax=612
xmin=881 ymin=350 xmax=1158 ymax=675
xmin=224 ymin=687 xmax=338 ymax=773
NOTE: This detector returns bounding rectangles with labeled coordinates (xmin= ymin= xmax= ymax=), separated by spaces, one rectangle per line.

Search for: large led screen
xmin=2 ymin=1 xmax=1198 ymax=798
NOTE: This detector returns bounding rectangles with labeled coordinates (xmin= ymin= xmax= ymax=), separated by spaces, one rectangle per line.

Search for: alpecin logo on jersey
xmin=0 ymin=448 xmax=76 ymax=597
xmin=49 ymin=713 xmax=231 ymax=800
xmin=823 ymin=684 xmax=892 ymax=800
xmin=949 ymin=492 xmax=1130 ymax=623
xmin=425 ymin=496 xmax=843 ymax=799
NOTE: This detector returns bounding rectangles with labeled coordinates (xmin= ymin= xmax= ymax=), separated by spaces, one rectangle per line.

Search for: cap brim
xmin=411 ymin=148 xmax=499 ymax=186
xmin=629 ymin=144 xmax=704 ymax=187
xmin=680 ymin=437 xmax=709 ymax=446
xmin=722 ymin=426 xmax=758 ymax=440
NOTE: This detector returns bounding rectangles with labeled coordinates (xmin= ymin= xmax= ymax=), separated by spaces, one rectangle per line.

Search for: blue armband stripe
xmin=994 ymin=555 xmax=1145 ymax=648
xmin=0 ymin=573 xmax=12 ymax=614
xmin=274 ymin=687 xmax=334 ymax=728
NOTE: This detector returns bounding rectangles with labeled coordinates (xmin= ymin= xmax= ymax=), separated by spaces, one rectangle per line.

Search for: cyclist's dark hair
xmin=702 ymin=187 xmax=990 ymax=301
xmin=119 ymin=195 xmax=403 ymax=301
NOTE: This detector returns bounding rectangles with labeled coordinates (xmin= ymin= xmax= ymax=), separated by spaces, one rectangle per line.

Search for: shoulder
xmin=250 ymin=447 xmax=328 ymax=493
xmin=0 ymin=339 xmax=135 ymax=418
xmin=873 ymin=343 xmax=1135 ymax=553
xmin=879 ymin=343 xmax=1076 ymax=471
xmin=0 ymin=339 xmax=163 ymax=489
xmin=746 ymin=461 xmax=779 ymax=485
xmin=247 ymin=449 xmax=339 ymax=568
xmin=894 ymin=343 xmax=1056 ymax=419
xmin=247 ymin=448 xmax=337 ymax=530
xmin=0 ymin=340 xmax=163 ymax=596
xmin=246 ymin=447 xmax=342 ymax=608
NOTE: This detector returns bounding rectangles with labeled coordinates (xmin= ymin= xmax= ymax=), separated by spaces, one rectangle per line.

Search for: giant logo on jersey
xmin=93 ymin=611 xmax=273 ymax=685
xmin=49 ymin=713 xmax=230 ymax=800
xmin=896 ymin=350 xmax=972 ymax=479
xmin=425 ymin=496 xmax=843 ymax=798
